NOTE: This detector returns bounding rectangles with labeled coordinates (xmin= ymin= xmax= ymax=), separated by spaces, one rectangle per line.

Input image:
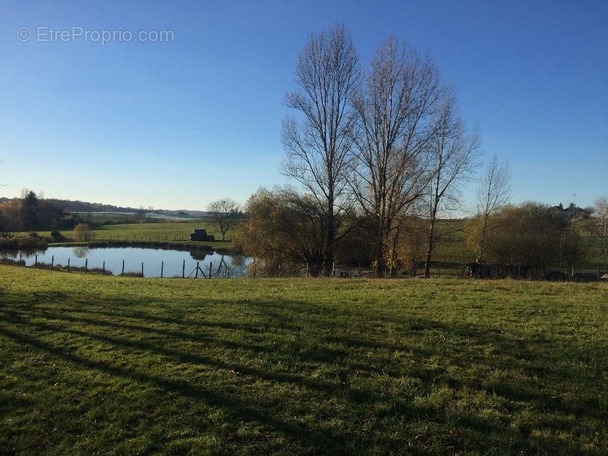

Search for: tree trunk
xmin=373 ymin=218 xmax=388 ymax=278
xmin=424 ymin=193 xmax=439 ymax=279
xmin=324 ymin=201 xmax=335 ymax=276
xmin=423 ymin=217 xmax=436 ymax=278
xmin=477 ymin=214 xmax=489 ymax=263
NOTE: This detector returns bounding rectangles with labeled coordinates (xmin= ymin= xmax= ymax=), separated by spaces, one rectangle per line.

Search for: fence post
xmin=67 ymin=258 xmax=71 ymax=272
xmin=85 ymin=259 xmax=88 ymax=272
xmin=51 ymin=255 xmax=54 ymax=268
xmin=209 ymin=262 xmax=212 ymax=279
xmin=141 ymin=262 xmax=144 ymax=277
xmin=161 ymin=261 xmax=164 ymax=278
xmin=195 ymin=262 xmax=199 ymax=278
xmin=35 ymin=255 xmax=38 ymax=266
xmin=122 ymin=260 xmax=125 ymax=276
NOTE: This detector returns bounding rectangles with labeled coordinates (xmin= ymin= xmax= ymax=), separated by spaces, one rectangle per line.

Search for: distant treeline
xmin=0 ymin=192 xmax=203 ymax=235
xmin=0 ymin=191 xmax=153 ymax=233
xmin=0 ymin=197 xmax=140 ymax=214
xmin=0 ymin=192 xmax=80 ymax=233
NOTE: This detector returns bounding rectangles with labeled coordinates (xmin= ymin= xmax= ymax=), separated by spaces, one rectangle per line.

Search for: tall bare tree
xmin=594 ymin=197 xmax=608 ymax=267
xmin=423 ymin=91 xmax=480 ymax=278
xmin=350 ymin=36 xmax=441 ymax=276
xmin=207 ymin=198 xmax=241 ymax=241
xmin=281 ymin=23 xmax=360 ymax=275
xmin=471 ymin=155 xmax=511 ymax=262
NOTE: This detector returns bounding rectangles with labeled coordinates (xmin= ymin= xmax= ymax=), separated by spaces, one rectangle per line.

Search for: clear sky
xmin=1 ymin=0 xmax=606 ymax=211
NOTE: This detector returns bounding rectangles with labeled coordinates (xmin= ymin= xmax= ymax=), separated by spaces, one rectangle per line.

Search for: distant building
xmin=190 ymin=228 xmax=215 ymax=242
xmin=553 ymin=203 xmax=591 ymax=220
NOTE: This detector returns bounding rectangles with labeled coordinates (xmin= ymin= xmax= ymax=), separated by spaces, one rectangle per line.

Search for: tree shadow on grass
xmin=0 ymin=322 xmax=351 ymax=455
xmin=1 ymin=289 xmax=606 ymax=454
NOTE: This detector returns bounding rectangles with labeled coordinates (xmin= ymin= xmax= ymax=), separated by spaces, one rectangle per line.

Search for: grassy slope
xmin=1 ymin=266 xmax=607 ymax=455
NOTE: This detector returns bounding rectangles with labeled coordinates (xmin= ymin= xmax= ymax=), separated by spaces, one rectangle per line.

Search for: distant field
xmin=0 ymin=266 xmax=606 ymax=454
xmin=29 ymin=221 xmax=237 ymax=249
xmin=94 ymin=221 xmax=229 ymax=242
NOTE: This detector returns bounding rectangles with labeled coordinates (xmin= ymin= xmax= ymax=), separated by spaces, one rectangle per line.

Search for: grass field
xmin=30 ymin=221 xmax=236 ymax=250
xmin=1 ymin=266 xmax=606 ymax=454
xmin=94 ymin=221 xmax=230 ymax=242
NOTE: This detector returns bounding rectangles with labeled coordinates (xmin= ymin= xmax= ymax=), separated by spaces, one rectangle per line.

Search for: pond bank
xmin=1 ymin=239 xmax=241 ymax=255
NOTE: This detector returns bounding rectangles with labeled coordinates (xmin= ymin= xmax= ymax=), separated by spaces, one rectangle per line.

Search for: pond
xmin=1 ymin=246 xmax=251 ymax=278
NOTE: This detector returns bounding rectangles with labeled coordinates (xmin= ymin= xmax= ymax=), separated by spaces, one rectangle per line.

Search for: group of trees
xmin=235 ymin=24 xmax=605 ymax=278
xmin=0 ymin=190 xmax=72 ymax=235
xmin=240 ymin=24 xmax=479 ymax=277
xmin=466 ymin=202 xmax=586 ymax=277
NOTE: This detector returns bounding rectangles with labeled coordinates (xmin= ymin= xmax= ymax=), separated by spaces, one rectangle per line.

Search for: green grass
xmin=1 ymin=266 xmax=607 ymax=454
xmin=95 ymin=221 xmax=223 ymax=241
xmin=93 ymin=221 xmax=235 ymax=249
xmin=30 ymin=221 xmax=236 ymax=250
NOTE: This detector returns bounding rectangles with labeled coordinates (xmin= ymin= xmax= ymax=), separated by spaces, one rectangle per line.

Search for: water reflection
xmin=0 ymin=249 xmax=44 ymax=260
xmin=189 ymin=251 xmax=208 ymax=261
xmin=2 ymin=246 xmax=252 ymax=278
xmin=230 ymin=254 xmax=246 ymax=268
xmin=212 ymin=254 xmax=248 ymax=278
xmin=0 ymin=250 xmax=20 ymax=260
xmin=72 ymin=246 xmax=90 ymax=258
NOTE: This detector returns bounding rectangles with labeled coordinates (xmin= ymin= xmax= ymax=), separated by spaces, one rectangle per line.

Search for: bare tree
xmin=281 ymin=23 xmax=360 ymax=275
xmin=207 ymin=198 xmax=241 ymax=242
xmin=350 ymin=36 xmax=441 ymax=276
xmin=423 ymin=91 xmax=480 ymax=278
xmin=594 ymin=197 xmax=608 ymax=267
xmin=471 ymin=155 xmax=511 ymax=262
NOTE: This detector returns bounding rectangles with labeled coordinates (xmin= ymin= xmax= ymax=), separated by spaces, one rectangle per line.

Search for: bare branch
xmin=281 ymin=23 xmax=360 ymax=275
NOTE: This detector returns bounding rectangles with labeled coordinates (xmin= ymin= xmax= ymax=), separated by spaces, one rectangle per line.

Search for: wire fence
xmin=2 ymin=253 xmax=244 ymax=279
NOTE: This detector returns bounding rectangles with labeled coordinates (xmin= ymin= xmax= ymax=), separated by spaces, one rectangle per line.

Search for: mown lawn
xmin=0 ymin=266 xmax=606 ymax=455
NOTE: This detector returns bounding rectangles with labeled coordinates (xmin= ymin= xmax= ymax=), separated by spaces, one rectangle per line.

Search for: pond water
xmin=1 ymin=246 xmax=251 ymax=278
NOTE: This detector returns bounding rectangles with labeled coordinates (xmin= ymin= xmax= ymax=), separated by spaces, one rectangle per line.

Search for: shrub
xmin=73 ymin=223 xmax=92 ymax=242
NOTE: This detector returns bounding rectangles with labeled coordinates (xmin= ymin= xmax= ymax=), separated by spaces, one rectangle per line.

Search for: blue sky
xmin=1 ymin=0 xmax=606 ymax=211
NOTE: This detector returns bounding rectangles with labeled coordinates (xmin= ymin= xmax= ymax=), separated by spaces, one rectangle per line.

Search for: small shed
xmin=190 ymin=229 xmax=215 ymax=242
